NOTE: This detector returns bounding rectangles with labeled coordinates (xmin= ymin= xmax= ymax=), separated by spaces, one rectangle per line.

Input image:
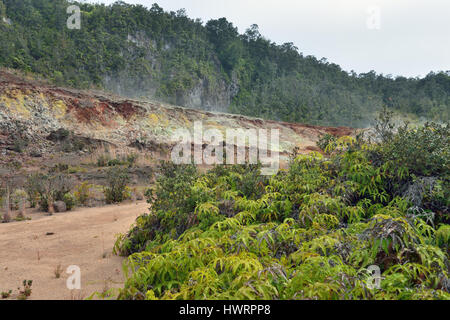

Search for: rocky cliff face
xmin=104 ymin=72 xmax=234 ymax=114
xmin=101 ymin=32 xmax=236 ymax=114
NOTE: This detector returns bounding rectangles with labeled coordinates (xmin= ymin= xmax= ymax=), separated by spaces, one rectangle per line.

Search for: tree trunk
xmin=2 ymin=186 xmax=11 ymax=223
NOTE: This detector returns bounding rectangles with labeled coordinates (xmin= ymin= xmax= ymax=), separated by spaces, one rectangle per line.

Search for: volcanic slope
xmin=0 ymin=70 xmax=354 ymax=168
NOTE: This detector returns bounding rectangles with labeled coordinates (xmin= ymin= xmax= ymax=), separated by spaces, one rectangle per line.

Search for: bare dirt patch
xmin=0 ymin=201 xmax=148 ymax=300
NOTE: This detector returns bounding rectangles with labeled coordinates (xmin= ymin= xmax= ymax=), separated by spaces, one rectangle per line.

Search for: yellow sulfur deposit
xmin=0 ymin=90 xmax=31 ymax=119
xmin=52 ymin=100 xmax=67 ymax=119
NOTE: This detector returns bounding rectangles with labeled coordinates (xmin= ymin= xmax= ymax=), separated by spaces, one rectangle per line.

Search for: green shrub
xmin=126 ymin=153 xmax=138 ymax=167
xmin=39 ymin=195 xmax=50 ymax=212
xmin=373 ymin=106 xmax=396 ymax=143
xmin=98 ymin=153 xmax=139 ymax=168
xmin=12 ymin=137 xmax=29 ymax=153
xmin=74 ymin=182 xmax=92 ymax=206
xmin=111 ymin=109 xmax=449 ymax=300
xmin=317 ymin=133 xmax=337 ymax=153
xmin=24 ymin=173 xmax=41 ymax=208
xmin=104 ymin=167 xmax=130 ymax=204
xmin=114 ymin=120 xmax=450 ymax=300
xmin=1 ymin=290 xmax=12 ymax=299
xmin=11 ymin=189 xmax=27 ymax=210
xmin=382 ymin=122 xmax=449 ymax=176
xmin=63 ymin=193 xmax=76 ymax=211
xmin=107 ymin=158 xmax=124 ymax=167
xmin=436 ymin=225 xmax=450 ymax=248
xmin=26 ymin=173 xmax=74 ymax=212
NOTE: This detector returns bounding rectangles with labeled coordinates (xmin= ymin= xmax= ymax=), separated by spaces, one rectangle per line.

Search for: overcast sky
xmin=85 ymin=0 xmax=450 ymax=78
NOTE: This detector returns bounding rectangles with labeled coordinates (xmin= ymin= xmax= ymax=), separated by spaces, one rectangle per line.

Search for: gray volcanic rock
xmin=54 ymin=201 xmax=67 ymax=213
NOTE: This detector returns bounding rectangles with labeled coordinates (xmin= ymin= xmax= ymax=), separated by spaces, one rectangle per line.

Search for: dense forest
xmin=0 ymin=0 xmax=449 ymax=127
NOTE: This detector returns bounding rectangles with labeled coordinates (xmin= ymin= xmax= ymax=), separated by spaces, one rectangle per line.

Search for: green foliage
xmin=63 ymin=192 xmax=76 ymax=211
xmin=12 ymin=137 xmax=29 ymax=153
xmin=104 ymin=167 xmax=130 ymax=204
xmin=317 ymin=134 xmax=337 ymax=153
xmin=74 ymin=182 xmax=91 ymax=206
xmin=115 ymin=121 xmax=449 ymax=300
xmin=372 ymin=106 xmax=396 ymax=143
xmin=381 ymin=122 xmax=449 ymax=176
xmin=10 ymin=189 xmax=27 ymax=210
xmin=126 ymin=153 xmax=138 ymax=167
xmin=17 ymin=280 xmax=32 ymax=300
xmin=1 ymin=290 xmax=12 ymax=299
xmin=435 ymin=225 xmax=450 ymax=248
xmin=107 ymin=158 xmax=123 ymax=167
xmin=25 ymin=172 xmax=74 ymax=212
xmin=98 ymin=153 xmax=139 ymax=168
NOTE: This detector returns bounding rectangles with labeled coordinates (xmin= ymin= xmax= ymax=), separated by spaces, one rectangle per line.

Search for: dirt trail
xmin=0 ymin=202 xmax=148 ymax=300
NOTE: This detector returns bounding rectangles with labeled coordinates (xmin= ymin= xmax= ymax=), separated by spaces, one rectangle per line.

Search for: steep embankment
xmin=0 ymin=70 xmax=353 ymax=169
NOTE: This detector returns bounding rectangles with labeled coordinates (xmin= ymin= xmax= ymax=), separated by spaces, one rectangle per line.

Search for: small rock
xmin=53 ymin=201 xmax=67 ymax=213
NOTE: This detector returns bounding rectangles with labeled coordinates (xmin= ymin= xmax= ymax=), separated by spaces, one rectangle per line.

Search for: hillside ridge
xmin=0 ymin=0 xmax=448 ymax=127
xmin=0 ymin=69 xmax=353 ymax=169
